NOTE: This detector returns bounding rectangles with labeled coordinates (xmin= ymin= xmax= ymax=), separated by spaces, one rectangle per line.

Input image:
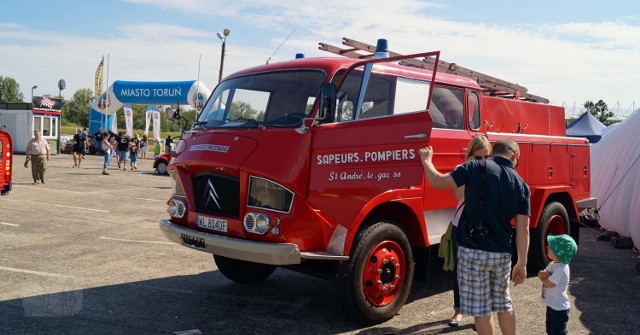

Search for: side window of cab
xmin=468 ymin=91 xmax=481 ymax=130
xmin=431 ymin=86 xmax=464 ymax=129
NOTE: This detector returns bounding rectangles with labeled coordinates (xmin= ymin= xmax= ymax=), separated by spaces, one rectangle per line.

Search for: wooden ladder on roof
xmin=318 ymin=37 xmax=549 ymax=103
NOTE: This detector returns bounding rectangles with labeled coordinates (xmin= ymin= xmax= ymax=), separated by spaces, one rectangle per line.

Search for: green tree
xmin=0 ymin=76 xmax=25 ymax=103
xmin=228 ymin=101 xmax=260 ymax=120
xmin=63 ymin=88 xmax=93 ymax=126
xmin=584 ymin=100 xmax=613 ymax=124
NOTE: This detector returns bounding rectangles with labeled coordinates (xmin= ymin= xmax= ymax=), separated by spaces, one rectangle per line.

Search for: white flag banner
xmin=152 ymin=109 xmax=161 ymax=141
xmin=144 ymin=109 xmax=152 ymax=136
xmin=124 ymin=104 xmax=133 ymax=137
xmin=144 ymin=105 xmax=158 ymax=137
xmin=110 ymin=113 xmax=118 ymax=134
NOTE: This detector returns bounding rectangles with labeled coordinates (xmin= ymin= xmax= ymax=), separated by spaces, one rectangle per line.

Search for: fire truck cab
xmin=159 ymin=39 xmax=592 ymax=324
xmin=0 ymin=127 xmax=13 ymax=196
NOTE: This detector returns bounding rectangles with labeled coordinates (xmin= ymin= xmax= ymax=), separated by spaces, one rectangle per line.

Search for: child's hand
xmin=537 ymin=270 xmax=549 ymax=280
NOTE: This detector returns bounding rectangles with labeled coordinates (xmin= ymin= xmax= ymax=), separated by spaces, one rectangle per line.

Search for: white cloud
xmin=2 ymin=1 xmax=639 ymax=115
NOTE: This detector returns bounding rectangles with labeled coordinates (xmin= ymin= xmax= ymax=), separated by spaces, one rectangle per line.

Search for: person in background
xmin=116 ymin=131 xmax=130 ymax=170
xmin=102 ymin=132 xmax=113 ymax=175
xmin=109 ymin=130 xmax=118 ymax=157
xmin=420 ymin=138 xmax=530 ymax=335
xmin=165 ymin=135 xmax=174 ymax=154
xmin=25 ymin=131 xmax=50 ymax=184
xmin=72 ymin=128 xmax=85 ymax=168
xmin=539 ymin=234 xmax=577 ymax=335
xmin=94 ymin=130 xmax=104 ymax=154
xmin=82 ymin=127 xmax=88 ymax=159
xmin=129 ymin=138 xmax=139 ymax=170
xmin=140 ymin=134 xmax=149 ymax=163
xmin=153 ymin=137 xmax=161 ymax=157
xmin=445 ymin=134 xmax=492 ymax=327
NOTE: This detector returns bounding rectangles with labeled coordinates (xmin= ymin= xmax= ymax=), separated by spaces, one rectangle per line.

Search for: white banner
xmin=110 ymin=113 xmax=118 ymax=134
xmin=124 ymin=105 xmax=133 ymax=138
xmin=152 ymin=109 xmax=161 ymax=142
xmin=145 ymin=109 xmax=152 ymax=136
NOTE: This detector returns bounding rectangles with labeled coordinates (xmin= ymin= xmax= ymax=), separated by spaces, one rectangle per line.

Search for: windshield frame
xmin=334 ymin=51 xmax=441 ymax=116
xmin=195 ymin=69 xmax=327 ymax=129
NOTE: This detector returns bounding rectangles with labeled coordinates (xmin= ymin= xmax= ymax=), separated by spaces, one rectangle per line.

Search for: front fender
xmin=341 ymin=187 xmax=426 ymax=255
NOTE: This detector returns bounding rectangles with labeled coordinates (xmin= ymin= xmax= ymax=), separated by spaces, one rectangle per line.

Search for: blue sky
xmin=2 ymin=0 xmax=639 ymax=116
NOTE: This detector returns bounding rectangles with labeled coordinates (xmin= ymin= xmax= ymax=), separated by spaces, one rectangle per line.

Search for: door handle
xmin=404 ymin=133 xmax=427 ymax=139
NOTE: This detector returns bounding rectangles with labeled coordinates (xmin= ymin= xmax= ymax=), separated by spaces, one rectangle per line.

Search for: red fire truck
xmin=159 ymin=38 xmax=593 ymax=324
xmin=0 ymin=127 xmax=13 ymax=196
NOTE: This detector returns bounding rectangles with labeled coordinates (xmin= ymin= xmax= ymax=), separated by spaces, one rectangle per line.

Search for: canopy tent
xmin=567 ymin=111 xmax=606 ymax=143
xmin=591 ymin=108 xmax=640 ymax=246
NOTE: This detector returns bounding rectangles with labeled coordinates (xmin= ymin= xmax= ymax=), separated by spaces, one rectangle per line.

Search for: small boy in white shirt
xmin=538 ymin=234 xmax=578 ymax=335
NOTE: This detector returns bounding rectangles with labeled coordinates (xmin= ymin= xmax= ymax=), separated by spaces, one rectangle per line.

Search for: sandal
xmin=447 ymin=319 xmax=460 ymax=327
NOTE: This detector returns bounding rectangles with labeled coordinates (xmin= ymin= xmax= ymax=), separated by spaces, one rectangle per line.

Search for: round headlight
xmin=255 ymin=214 xmax=270 ymax=234
xmin=167 ymin=200 xmax=177 ymax=216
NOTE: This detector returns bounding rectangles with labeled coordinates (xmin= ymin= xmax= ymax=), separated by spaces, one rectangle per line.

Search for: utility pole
xmin=217 ymin=29 xmax=230 ymax=83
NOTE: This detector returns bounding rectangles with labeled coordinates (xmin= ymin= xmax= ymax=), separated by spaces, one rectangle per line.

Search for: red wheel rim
xmin=544 ymin=214 xmax=567 ymax=250
xmin=362 ymin=240 xmax=406 ymax=307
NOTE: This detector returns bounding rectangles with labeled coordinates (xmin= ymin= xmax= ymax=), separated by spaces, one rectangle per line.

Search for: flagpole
xmin=106 ymin=53 xmax=110 ymax=131
xmin=196 ymin=55 xmax=202 ymax=114
xmin=102 ymin=54 xmax=106 ymax=129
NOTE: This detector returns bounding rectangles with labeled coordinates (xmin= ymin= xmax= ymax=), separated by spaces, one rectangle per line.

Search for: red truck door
xmin=308 ymin=55 xmax=438 ymax=228
xmin=0 ymin=130 xmax=12 ymax=195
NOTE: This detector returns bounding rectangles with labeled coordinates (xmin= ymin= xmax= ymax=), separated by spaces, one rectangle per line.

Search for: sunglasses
xmin=473 ymin=155 xmax=490 ymax=160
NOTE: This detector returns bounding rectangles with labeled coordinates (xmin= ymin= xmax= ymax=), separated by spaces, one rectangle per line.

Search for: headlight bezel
xmin=169 ymin=170 xmax=185 ymax=196
xmin=247 ymin=176 xmax=294 ymax=214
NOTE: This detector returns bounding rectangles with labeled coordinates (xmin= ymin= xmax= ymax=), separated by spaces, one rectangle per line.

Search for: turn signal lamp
xmin=167 ymin=199 xmax=186 ymax=218
xmin=244 ymin=212 xmax=270 ymax=235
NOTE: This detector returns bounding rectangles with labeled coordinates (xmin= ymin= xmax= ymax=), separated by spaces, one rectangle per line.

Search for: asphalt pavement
xmin=1 ymin=153 xmax=639 ymax=334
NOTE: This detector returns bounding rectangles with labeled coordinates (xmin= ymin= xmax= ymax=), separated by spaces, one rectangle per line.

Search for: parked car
xmin=154 ymin=153 xmax=170 ymax=175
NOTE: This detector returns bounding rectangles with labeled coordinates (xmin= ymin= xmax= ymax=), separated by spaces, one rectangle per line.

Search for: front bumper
xmin=159 ymin=219 xmax=301 ymax=265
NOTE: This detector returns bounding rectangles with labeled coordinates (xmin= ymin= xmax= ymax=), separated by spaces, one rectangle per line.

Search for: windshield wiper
xmin=230 ymin=116 xmax=260 ymax=124
xmin=192 ymin=120 xmax=207 ymax=128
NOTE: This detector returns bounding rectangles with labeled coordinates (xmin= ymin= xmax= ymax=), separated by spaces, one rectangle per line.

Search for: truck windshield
xmin=196 ymin=70 xmax=326 ymax=128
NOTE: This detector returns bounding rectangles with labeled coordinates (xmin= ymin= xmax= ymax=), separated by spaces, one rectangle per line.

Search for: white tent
xmin=591 ymin=109 xmax=640 ymax=245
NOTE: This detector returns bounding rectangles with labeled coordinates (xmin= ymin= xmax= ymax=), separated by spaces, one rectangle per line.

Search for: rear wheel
xmin=529 ymin=202 xmax=569 ymax=270
xmin=156 ymin=161 xmax=168 ymax=175
xmin=335 ymin=221 xmax=414 ymax=325
xmin=213 ymin=255 xmax=276 ymax=284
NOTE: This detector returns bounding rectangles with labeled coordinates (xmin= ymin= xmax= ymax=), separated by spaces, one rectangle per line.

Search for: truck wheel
xmin=213 ymin=255 xmax=276 ymax=283
xmin=156 ymin=162 xmax=168 ymax=175
xmin=529 ymin=202 xmax=569 ymax=271
xmin=335 ymin=221 xmax=414 ymax=325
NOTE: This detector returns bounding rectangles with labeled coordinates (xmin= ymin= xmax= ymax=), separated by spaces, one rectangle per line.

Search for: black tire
xmin=335 ymin=221 xmax=414 ymax=325
xmin=213 ymin=255 xmax=276 ymax=284
xmin=529 ymin=202 xmax=569 ymax=271
xmin=156 ymin=161 xmax=168 ymax=175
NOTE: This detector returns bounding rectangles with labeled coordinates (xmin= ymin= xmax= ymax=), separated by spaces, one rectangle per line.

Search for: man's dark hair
xmin=492 ymin=138 xmax=519 ymax=157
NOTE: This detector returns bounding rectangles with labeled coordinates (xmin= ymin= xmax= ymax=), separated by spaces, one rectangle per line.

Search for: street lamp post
xmin=217 ymin=28 xmax=230 ymax=83
xmin=31 ymin=85 xmax=38 ymax=104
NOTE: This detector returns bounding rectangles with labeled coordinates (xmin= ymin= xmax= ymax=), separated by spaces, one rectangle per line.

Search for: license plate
xmin=197 ymin=215 xmax=228 ymax=232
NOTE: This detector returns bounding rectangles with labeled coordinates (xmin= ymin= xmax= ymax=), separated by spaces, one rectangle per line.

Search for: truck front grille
xmin=192 ymin=173 xmax=240 ymax=218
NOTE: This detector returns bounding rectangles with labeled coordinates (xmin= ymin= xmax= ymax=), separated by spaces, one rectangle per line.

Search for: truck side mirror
xmin=318 ymin=83 xmax=336 ymax=123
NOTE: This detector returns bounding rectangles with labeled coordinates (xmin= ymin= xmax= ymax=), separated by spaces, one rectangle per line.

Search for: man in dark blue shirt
xmin=421 ymin=138 xmax=530 ymax=335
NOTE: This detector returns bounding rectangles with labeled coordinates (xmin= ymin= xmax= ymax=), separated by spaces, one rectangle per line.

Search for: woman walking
xmin=140 ymin=134 xmax=149 ymax=163
xmin=102 ymin=132 xmax=113 ymax=175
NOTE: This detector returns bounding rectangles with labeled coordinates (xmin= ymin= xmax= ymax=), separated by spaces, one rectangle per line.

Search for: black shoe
xmin=448 ymin=319 xmax=460 ymax=327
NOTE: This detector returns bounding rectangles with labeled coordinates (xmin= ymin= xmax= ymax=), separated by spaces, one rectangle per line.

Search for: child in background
xmin=153 ymin=138 xmax=161 ymax=157
xmin=129 ymin=141 xmax=139 ymax=170
xmin=538 ymin=234 xmax=578 ymax=335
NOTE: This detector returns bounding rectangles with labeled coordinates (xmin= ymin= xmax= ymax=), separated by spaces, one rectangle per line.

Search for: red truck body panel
xmin=0 ymin=129 xmax=13 ymax=195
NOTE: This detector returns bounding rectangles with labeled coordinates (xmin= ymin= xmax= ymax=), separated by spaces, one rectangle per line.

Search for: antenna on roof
xmin=266 ymin=27 xmax=296 ymax=65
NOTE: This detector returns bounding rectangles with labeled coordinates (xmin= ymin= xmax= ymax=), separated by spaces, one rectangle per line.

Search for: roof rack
xmin=318 ymin=37 xmax=549 ymax=103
